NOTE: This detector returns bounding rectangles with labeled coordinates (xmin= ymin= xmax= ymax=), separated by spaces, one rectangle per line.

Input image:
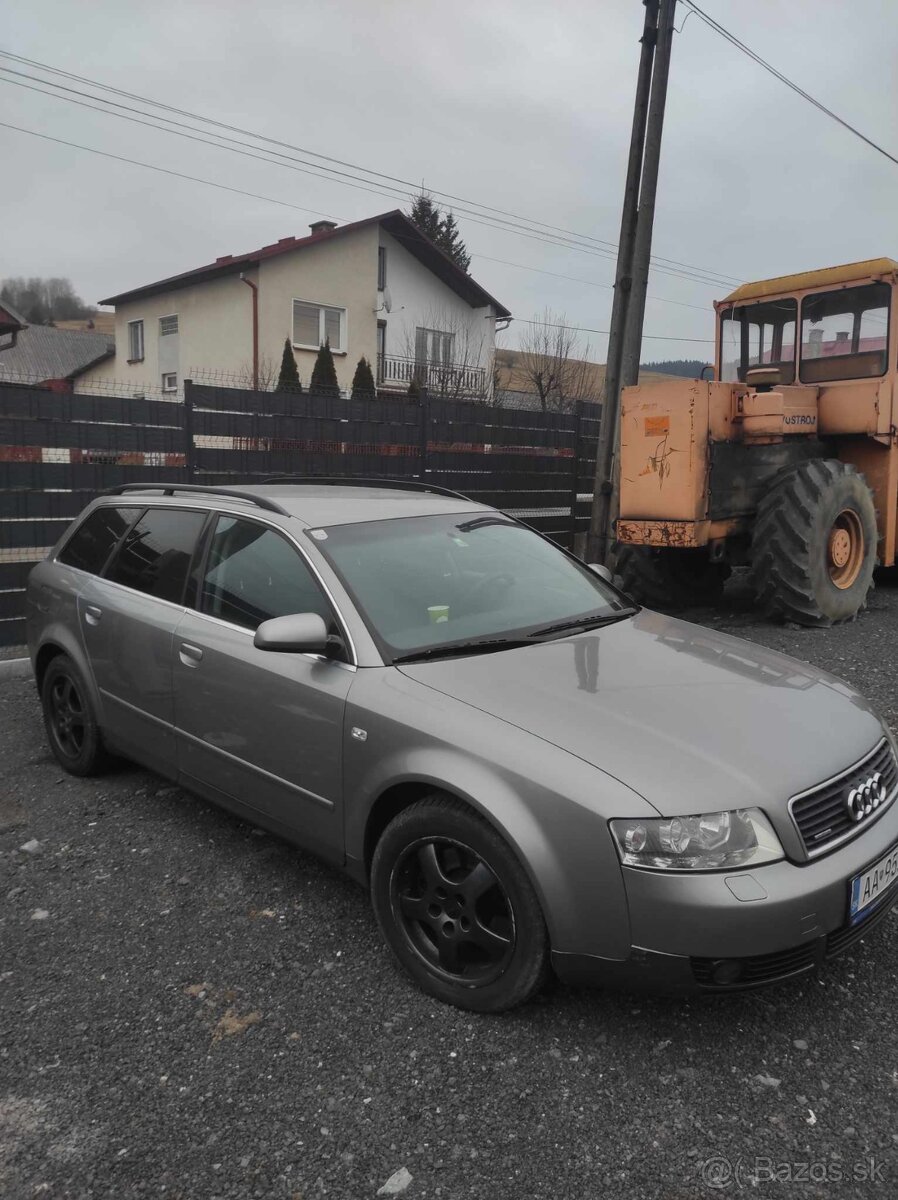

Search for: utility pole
xmin=587 ymin=0 xmax=677 ymax=562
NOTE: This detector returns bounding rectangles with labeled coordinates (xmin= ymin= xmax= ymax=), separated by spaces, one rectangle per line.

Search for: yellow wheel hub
xmin=827 ymin=509 xmax=864 ymax=589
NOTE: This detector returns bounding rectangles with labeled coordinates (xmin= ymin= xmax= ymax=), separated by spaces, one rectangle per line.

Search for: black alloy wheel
xmin=48 ymin=673 xmax=86 ymax=760
xmin=371 ymin=794 xmax=549 ymax=1012
xmin=40 ymin=654 xmax=109 ymax=776
xmin=391 ymin=836 xmax=516 ymax=985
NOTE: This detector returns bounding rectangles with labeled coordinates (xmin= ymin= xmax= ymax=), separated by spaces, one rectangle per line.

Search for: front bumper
xmin=552 ymin=889 xmax=898 ymax=993
xmin=553 ymin=796 xmax=898 ymax=993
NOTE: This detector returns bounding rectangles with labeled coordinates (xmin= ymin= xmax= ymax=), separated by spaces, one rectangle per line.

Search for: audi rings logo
xmin=846 ymin=772 xmax=888 ymax=822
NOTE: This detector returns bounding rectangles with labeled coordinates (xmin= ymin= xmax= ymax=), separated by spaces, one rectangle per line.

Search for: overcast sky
xmin=3 ymin=0 xmax=897 ymax=362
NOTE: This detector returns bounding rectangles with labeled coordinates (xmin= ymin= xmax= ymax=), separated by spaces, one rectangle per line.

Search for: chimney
xmin=309 ymin=220 xmax=338 ymax=235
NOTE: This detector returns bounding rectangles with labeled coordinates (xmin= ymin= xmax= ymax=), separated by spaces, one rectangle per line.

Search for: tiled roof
xmin=100 ymin=210 xmax=510 ymax=317
xmin=0 ymin=325 xmax=114 ymax=382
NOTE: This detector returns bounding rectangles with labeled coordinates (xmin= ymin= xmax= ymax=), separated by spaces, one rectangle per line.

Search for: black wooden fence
xmin=0 ymin=379 xmax=600 ymax=646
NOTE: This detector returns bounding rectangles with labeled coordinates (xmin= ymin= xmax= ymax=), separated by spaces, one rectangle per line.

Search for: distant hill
xmin=640 ymin=359 xmax=711 ymax=378
xmin=496 ymin=349 xmax=676 ymax=405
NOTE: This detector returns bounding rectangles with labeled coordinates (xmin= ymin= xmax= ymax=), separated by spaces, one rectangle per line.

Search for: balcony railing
xmin=377 ymin=353 xmax=486 ymax=396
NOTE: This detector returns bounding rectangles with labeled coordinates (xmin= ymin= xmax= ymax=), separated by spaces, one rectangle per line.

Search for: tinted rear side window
xmin=58 ymin=506 xmax=137 ymax=575
xmin=106 ymin=508 xmax=206 ymax=604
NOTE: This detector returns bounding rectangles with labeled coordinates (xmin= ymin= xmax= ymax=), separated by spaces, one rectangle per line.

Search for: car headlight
xmin=609 ymin=808 xmax=784 ymax=871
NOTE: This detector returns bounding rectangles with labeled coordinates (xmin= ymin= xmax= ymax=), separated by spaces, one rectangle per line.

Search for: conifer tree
xmin=310 ymin=338 xmax=340 ymax=395
xmin=350 ymin=356 xmax=377 ymax=400
xmin=276 ymin=338 xmax=302 ymax=392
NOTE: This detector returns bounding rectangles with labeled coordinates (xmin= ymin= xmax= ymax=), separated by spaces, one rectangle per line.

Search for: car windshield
xmin=309 ymin=512 xmax=632 ymax=661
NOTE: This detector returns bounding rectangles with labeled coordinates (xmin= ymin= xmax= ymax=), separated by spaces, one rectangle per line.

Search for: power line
xmin=682 ymin=1 xmax=898 ymax=169
xmin=0 ymin=48 xmax=743 ymax=289
xmin=0 ymin=120 xmax=713 ymax=348
xmin=518 ymin=316 xmax=712 ymax=343
xmin=0 ymin=65 xmax=736 ymax=290
xmin=473 ymin=252 xmax=710 ymax=312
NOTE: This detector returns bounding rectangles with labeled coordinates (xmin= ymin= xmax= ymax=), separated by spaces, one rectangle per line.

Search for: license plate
xmin=849 ymin=842 xmax=898 ymax=924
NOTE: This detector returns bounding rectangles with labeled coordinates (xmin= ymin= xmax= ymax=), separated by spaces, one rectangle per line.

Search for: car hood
xmin=397 ymin=610 xmax=885 ymax=818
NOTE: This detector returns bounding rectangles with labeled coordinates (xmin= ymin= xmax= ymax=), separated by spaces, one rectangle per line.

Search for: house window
xmin=162 ymin=373 xmax=178 ymax=392
xmin=415 ymin=327 xmax=454 ymax=365
xmin=128 ymin=319 xmax=144 ymax=362
xmin=377 ymin=246 xmax=387 ymax=291
xmin=292 ymin=299 xmax=346 ymax=352
xmin=159 ymin=315 xmax=179 ymax=336
xmin=376 ymin=321 xmax=386 ymax=382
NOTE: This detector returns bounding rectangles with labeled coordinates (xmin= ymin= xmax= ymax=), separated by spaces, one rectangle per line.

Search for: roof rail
xmin=101 ymin=482 xmax=290 ymax=515
xmin=260 ymin=475 xmax=473 ymax=502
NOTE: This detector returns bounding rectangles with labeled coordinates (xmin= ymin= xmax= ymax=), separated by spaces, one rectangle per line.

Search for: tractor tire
xmin=614 ymin=544 xmax=730 ymax=611
xmin=751 ymin=459 xmax=876 ymax=626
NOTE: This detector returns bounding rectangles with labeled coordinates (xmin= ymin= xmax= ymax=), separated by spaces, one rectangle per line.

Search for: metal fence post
xmin=183 ymin=379 xmax=195 ymax=480
xmin=418 ymin=391 xmax=430 ymax=482
xmin=569 ymin=400 xmax=584 ymax=552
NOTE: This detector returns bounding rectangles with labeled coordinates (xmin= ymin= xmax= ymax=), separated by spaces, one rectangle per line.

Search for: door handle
xmin=84 ymin=605 xmax=102 ymax=626
xmin=179 ymin=642 xmax=204 ymax=667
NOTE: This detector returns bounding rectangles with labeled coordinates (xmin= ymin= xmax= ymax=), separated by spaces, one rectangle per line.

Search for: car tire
xmin=371 ymin=794 xmax=550 ymax=1012
xmin=40 ymin=654 xmax=109 ymax=776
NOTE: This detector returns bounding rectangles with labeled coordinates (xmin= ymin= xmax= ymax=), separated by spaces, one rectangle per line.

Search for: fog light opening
xmin=710 ymin=958 xmax=744 ymax=986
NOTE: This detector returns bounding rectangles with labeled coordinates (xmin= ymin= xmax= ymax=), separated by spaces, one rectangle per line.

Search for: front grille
xmin=790 ymin=739 xmax=898 ymax=857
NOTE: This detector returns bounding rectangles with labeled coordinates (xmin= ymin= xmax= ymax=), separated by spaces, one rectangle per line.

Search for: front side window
xmin=159 ymin=314 xmax=179 ymax=336
xmin=106 ymin=508 xmax=205 ymax=604
xmin=719 ymin=299 xmax=796 ymax=383
xmin=312 ymin=513 xmax=629 ymax=661
xmin=199 ymin=516 xmax=334 ymax=634
xmin=162 ymin=372 xmax=178 ymax=392
xmin=57 ymin=506 xmax=137 ymax=575
xmin=799 ymin=283 xmax=890 ymax=383
xmin=292 ymin=299 xmax=345 ymax=351
xmin=127 ymin=319 xmax=145 ymax=362
xmin=377 ymin=246 xmax=387 ymax=291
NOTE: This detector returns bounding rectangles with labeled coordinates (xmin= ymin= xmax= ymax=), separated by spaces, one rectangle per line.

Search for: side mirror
xmin=254 ymin=612 xmax=329 ymax=654
xmin=588 ymin=562 xmax=614 ymax=584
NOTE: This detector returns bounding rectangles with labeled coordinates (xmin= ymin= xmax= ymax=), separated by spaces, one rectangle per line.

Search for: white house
xmin=75 ymin=210 xmax=510 ymax=398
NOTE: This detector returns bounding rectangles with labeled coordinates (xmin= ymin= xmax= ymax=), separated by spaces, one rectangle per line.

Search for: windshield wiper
xmin=527 ymin=608 xmax=639 ymax=640
xmin=393 ymin=637 xmax=536 ymax=664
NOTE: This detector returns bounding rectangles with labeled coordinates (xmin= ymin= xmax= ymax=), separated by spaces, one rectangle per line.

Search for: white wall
xmin=377 ymin=230 xmax=495 ymax=375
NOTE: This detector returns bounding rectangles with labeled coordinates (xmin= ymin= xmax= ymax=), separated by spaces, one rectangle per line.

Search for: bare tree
xmin=236 ymin=353 xmax=280 ymax=391
xmin=516 ymin=310 xmax=596 ymax=412
xmin=399 ymin=306 xmax=493 ymax=403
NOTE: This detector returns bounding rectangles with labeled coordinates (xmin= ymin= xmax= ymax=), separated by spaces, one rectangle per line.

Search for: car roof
xmin=99 ymin=482 xmax=492 ymax=527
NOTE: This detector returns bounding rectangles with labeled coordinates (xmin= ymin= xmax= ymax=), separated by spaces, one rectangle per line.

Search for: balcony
xmin=377 ymin=353 xmax=486 ymax=397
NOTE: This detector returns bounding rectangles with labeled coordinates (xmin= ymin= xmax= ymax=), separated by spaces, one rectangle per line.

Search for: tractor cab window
xmin=799 ymin=283 xmax=890 ymax=384
xmin=719 ymin=299 xmax=797 ymax=384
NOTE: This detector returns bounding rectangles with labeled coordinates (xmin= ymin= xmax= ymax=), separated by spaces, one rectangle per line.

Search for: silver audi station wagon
xmin=27 ymin=480 xmax=898 ymax=1011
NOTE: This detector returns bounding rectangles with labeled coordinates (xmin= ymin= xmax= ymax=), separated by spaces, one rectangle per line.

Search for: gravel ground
xmin=3 ymin=582 xmax=898 ymax=1200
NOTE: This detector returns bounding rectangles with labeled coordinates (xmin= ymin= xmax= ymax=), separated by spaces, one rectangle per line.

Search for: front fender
xmin=344 ymin=669 xmax=657 ymax=960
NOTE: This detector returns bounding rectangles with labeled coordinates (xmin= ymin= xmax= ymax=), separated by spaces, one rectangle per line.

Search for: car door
xmin=172 ymin=512 xmax=353 ymax=862
xmin=78 ymin=504 xmax=207 ymax=774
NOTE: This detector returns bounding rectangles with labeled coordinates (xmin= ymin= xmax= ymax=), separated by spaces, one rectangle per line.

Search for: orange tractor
xmin=615 ymin=258 xmax=898 ymax=625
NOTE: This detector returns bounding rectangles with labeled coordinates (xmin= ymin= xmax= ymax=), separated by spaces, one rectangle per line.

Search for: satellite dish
xmin=382 ymin=286 xmax=393 ymax=314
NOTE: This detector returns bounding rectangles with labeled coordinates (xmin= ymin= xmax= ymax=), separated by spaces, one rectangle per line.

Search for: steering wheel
xmin=462 ymin=573 xmax=516 ymax=613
